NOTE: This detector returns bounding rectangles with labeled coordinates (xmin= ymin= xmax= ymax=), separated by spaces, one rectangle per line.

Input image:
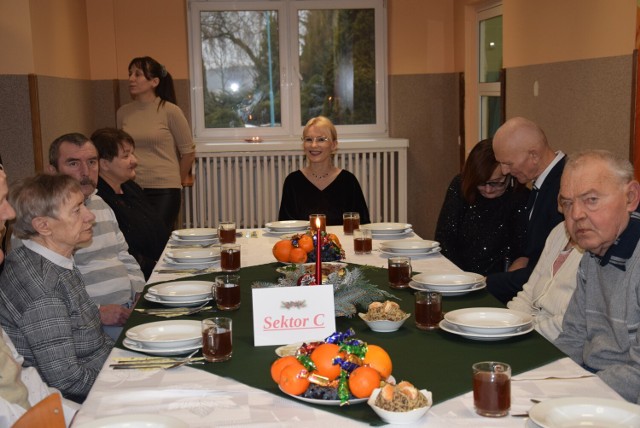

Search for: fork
xmin=135 ymin=303 xmax=213 ymax=318
xmin=111 ymin=349 xmax=200 ymax=370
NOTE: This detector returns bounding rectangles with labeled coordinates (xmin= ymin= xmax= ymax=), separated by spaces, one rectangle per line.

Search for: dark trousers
xmin=143 ymin=188 xmax=182 ymax=231
xmin=486 ymin=266 xmax=534 ymax=305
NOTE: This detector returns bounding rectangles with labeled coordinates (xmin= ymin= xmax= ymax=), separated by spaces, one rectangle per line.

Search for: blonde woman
xmin=278 ymin=116 xmax=370 ymax=225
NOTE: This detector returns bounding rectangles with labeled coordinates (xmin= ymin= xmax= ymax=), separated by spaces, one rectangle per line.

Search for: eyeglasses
xmin=302 ymin=136 xmax=331 ymax=144
xmin=478 ymin=176 xmax=509 ymax=189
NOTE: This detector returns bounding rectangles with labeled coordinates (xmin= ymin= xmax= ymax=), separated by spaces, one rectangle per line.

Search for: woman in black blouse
xmin=91 ymin=128 xmax=168 ymax=279
xmin=278 ymin=116 xmax=370 ymax=225
xmin=435 ymin=139 xmax=529 ymax=275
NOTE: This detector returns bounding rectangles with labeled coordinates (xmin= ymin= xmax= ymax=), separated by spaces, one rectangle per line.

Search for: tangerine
xmin=289 ymin=247 xmax=308 ymax=263
xmin=310 ymin=343 xmax=344 ymax=381
xmin=327 ymin=233 xmax=341 ymax=247
xmin=363 ymin=344 xmax=392 ymax=379
xmin=348 ymin=366 xmax=381 ymax=398
xmin=270 ymin=356 xmax=299 ymax=384
xmin=278 ymin=361 xmax=310 ymax=395
xmin=272 ymin=239 xmax=293 ymax=262
xmin=298 ymin=235 xmax=314 ymax=253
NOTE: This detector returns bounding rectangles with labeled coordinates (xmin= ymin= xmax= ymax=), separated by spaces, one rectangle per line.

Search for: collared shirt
xmin=533 ymin=151 xmax=565 ymax=190
xmin=594 ymin=206 xmax=640 ymax=271
xmin=23 ymin=239 xmax=74 ymax=270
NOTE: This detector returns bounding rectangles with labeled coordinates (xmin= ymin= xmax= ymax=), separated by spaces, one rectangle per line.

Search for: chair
xmin=12 ymin=393 xmax=65 ymax=428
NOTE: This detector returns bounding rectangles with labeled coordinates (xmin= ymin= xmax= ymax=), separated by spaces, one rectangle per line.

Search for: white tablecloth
xmin=73 ymin=226 xmax=624 ymax=427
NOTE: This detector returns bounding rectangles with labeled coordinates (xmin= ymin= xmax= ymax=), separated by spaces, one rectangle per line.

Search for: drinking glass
xmin=388 ymin=256 xmax=412 ymax=289
xmin=202 ymin=317 xmax=233 ymax=362
xmin=214 ymin=274 xmax=241 ymax=310
xmin=414 ymin=291 xmax=442 ymax=330
xmin=353 ymin=228 xmax=373 ymax=255
xmin=342 ymin=212 xmax=360 ymax=235
xmin=218 ymin=221 xmax=236 ymax=244
xmin=220 ymin=243 xmax=241 ymax=272
xmin=309 ymin=214 xmax=326 ymax=233
xmin=472 ymin=361 xmax=511 ymax=417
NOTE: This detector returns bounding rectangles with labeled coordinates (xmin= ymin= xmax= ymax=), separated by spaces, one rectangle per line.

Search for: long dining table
xmin=72 ymin=225 xmax=624 ymax=427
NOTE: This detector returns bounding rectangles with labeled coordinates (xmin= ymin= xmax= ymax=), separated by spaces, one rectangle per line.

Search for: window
xmin=188 ymin=0 xmax=386 ymax=141
xmin=477 ymin=4 xmax=502 ymax=139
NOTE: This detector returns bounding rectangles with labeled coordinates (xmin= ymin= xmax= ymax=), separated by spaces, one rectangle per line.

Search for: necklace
xmin=311 ymin=171 xmax=330 ymax=180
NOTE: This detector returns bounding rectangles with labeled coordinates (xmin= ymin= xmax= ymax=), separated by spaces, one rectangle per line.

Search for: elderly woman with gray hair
xmin=0 ymin=174 xmax=113 ymax=403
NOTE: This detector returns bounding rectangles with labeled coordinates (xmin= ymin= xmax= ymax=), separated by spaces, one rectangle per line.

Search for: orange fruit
xmin=310 ymin=343 xmax=344 ymax=381
xmin=363 ymin=345 xmax=392 ymax=379
xmin=348 ymin=366 xmax=381 ymax=398
xmin=289 ymin=247 xmax=308 ymax=263
xmin=270 ymin=356 xmax=299 ymax=384
xmin=272 ymin=239 xmax=293 ymax=262
xmin=279 ymin=361 xmax=310 ymax=395
xmin=298 ymin=235 xmax=314 ymax=253
xmin=327 ymin=233 xmax=341 ymax=247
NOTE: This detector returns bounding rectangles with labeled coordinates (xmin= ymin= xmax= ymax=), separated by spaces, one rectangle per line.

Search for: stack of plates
xmin=264 ymin=220 xmax=309 ymax=235
xmin=123 ymin=320 xmax=202 ymax=355
xmin=379 ymin=239 xmax=441 ymax=257
xmin=361 ymin=223 xmax=413 ymax=239
xmin=439 ymin=307 xmax=533 ymax=341
xmin=144 ymin=280 xmax=213 ymax=307
xmin=163 ymin=248 xmax=220 ymax=269
xmin=409 ymin=272 xmax=486 ymax=295
xmin=170 ymin=228 xmax=219 ymax=246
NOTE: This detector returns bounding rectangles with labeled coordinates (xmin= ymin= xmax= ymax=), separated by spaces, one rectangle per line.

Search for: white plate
xmin=265 ymin=220 xmax=310 ymax=231
xmin=125 ymin=320 xmax=202 ymax=349
xmin=444 ymin=307 xmax=533 ymax=334
xmin=148 ymin=280 xmax=214 ymax=302
xmin=279 ymin=385 xmax=368 ymax=406
xmin=529 ymin=397 xmax=640 ymax=428
xmin=371 ymin=230 xmax=414 ymax=240
xmin=165 ymin=248 xmax=220 ymax=263
xmin=409 ymin=280 xmax=486 ymax=295
xmin=172 ymin=228 xmax=218 ymax=240
xmin=439 ymin=319 xmax=533 ymax=341
xmin=162 ymin=257 xmax=218 ymax=269
xmin=379 ymin=239 xmax=439 ymax=253
xmin=362 ymin=222 xmax=412 ymax=233
xmin=74 ymin=413 xmax=189 ymax=428
xmin=368 ymin=388 xmax=431 ymax=425
xmin=411 ymin=272 xmax=485 ymax=290
xmin=122 ymin=337 xmax=202 ymax=356
xmin=143 ymin=293 xmax=212 ymax=307
xmin=358 ymin=312 xmax=410 ymax=332
xmin=379 ymin=247 xmax=441 ymax=258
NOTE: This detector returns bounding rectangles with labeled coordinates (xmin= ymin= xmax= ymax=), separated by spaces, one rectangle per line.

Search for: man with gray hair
xmin=46 ymin=133 xmax=145 ymax=340
xmin=554 ymin=149 xmax=640 ymax=403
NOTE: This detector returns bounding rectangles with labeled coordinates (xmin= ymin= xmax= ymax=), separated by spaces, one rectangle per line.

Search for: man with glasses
xmin=486 ymin=117 xmax=565 ymax=303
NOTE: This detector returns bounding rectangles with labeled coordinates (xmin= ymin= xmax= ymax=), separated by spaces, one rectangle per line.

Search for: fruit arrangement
xmin=271 ymin=329 xmax=393 ymax=405
xmin=272 ymin=232 xmax=345 ymax=264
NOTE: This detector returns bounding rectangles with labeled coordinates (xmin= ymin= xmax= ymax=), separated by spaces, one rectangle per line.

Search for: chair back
xmin=12 ymin=393 xmax=65 ymax=428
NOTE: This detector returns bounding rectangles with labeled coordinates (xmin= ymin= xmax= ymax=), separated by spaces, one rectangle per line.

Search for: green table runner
xmin=118 ymin=263 xmax=564 ymax=425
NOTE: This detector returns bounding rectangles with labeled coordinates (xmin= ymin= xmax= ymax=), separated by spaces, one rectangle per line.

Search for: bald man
xmin=486 ymin=117 xmax=566 ymax=303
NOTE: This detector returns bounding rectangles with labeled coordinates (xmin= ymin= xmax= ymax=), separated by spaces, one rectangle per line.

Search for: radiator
xmin=181 ymin=141 xmax=408 ymax=229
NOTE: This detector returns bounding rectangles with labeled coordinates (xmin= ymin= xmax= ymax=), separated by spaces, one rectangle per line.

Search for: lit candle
xmin=315 ymin=217 xmax=322 ymax=285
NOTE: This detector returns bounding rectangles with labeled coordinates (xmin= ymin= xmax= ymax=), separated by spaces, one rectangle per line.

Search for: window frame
xmin=187 ymin=0 xmax=387 ymax=143
xmin=476 ymin=3 xmax=502 ymax=140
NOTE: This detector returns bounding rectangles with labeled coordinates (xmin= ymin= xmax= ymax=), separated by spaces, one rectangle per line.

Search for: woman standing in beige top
xmin=117 ymin=56 xmax=195 ymax=230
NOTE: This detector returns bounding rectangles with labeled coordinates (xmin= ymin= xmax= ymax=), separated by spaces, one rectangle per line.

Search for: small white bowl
xmin=367 ymin=388 xmax=432 ymax=424
xmin=358 ymin=313 xmax=410 ymax=333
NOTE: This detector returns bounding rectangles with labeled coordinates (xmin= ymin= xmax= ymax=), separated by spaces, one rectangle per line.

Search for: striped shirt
xmin=74 ymin=193 xmax=145 ymax=306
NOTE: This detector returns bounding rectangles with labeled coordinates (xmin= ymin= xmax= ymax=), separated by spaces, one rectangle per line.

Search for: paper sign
xmin=252 ymin=284 xmax=336 ymax=346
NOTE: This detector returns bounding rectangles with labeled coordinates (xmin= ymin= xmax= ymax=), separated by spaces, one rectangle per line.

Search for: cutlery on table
xmin=110 ymin=349 xmax=201 ymax=370
xmin=134 ymin=304 xmax=213 ymax=318
xmin=155 ymin=267 xmax=218 ymax=275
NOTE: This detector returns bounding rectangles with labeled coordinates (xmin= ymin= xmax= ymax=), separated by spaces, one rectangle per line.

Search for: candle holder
xmin=309 ymin=214 xmax=326 ymax=233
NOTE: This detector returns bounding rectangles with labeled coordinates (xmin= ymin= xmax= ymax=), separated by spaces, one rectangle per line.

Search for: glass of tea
xmin=353 ymin=228 xmax=372 ymax=255
xmin=472 ymin=361 xmax=511 ymax=417
xmin=214 ymin=274 xmax=240 ymax=311
xmin=388 ymin=256 xmax=412 ymax=289
xmin=202 ymin=317 xmax=233 ymax=362
xmin=220 ymin=243 xmax=241 ymax=272
xmin=414 ymin=291 xmax=442 ymax=330
xmin=218 ymin=221 xmax=236 ymax=244
xmin=342 ymin=212 xmax=360 ymax=235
